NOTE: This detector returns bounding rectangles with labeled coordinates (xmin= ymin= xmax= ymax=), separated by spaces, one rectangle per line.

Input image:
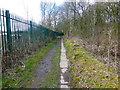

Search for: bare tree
xmin=40 ymin=2 xmax=47 ymax=25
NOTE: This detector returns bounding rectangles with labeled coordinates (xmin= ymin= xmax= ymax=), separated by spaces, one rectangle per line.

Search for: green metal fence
xmin=0 ymin=9 xmax=62 ymax=69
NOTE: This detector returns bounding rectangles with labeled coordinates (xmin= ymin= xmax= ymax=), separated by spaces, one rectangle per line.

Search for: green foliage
xmin=2 ymin=40 xmax=56 ymax=88
xmin=64 ymin=39 xmax=118 ymax=88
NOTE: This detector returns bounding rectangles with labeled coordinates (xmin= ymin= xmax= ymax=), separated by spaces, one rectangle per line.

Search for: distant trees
xmin=40 ymin=2 xmax=119 ymax=66
xmin=40 ymin=2 xmax=59 ymax=30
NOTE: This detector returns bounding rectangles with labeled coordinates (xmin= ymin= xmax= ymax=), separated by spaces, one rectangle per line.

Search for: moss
xmin=64 ymin=39 xmax=118 ymax=88
xmin=2 ymin=40 xmax=56 ymax=88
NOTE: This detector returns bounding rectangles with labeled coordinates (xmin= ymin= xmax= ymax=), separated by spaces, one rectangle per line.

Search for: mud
xmin=29 ymin=39 xmax=61 ymax=88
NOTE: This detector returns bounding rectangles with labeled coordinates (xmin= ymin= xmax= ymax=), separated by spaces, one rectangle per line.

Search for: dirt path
xmin=60 ymin=38 xmax=70 ymax=88
xmin=29 ymin=39 xmax=60 ymax=88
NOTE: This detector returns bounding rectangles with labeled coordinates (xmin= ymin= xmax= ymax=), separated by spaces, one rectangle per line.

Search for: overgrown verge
xmin=64 ymin=39 xmax=118 ymax=88
xmin=2 ymin=40 xmax=56 ymax=88
xmin=39 ymin=41 xmax=61 ymax=88
xmin=0 ymin=56 xmax=1 ymax=89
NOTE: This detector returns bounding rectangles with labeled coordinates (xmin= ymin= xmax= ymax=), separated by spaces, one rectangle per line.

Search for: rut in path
xmin=28 ymin=39 xmax=61 ymax=88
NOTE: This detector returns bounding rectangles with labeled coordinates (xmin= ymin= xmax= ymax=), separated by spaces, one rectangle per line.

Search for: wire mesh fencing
xmin=0 ymin=9 xmax=63 ymax=70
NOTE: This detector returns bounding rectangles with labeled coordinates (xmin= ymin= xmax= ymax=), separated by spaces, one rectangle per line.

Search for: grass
xmin=0 ymin=74 xmax=1 ymax=90
xmin=39 ymin=41 xmax=61 ymax=88
xmin=0 ymin=56 xmax=2 ymax=90
xmin=64 ymin=39 xmax=118 ymax=88
xmin=2 ymin=40 xmax=57 ymax=88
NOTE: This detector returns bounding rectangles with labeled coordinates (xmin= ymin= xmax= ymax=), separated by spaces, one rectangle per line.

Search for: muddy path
xmin=28 ymin=39 xmax=61 ymax=88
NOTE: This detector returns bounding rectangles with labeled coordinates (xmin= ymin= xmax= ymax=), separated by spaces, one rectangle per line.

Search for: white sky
xmin=0 ymin=0 xmax=64 ymax=23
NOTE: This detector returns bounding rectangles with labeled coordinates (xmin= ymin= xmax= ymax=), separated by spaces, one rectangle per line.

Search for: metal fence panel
xmin=0 ymin=9 xmax=63 ymax=69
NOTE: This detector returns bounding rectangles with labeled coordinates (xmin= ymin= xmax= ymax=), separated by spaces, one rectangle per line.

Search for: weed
xmin=64 ymin=39 xmax=118 ymax=88
xmin=2 ymin=40 xmax=56 ymax=88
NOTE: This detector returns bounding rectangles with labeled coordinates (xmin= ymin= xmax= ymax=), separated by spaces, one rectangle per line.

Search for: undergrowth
xmin=64 ymin=39 xmax=118 ymax=88
xmin=0 ymin=56 xmax=1 ymax=89
xmin=2 ymin=40 xmax=56 ymax=88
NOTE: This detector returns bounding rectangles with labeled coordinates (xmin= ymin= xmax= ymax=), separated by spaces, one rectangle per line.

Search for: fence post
xmin=6 ymin=10 xmax=12 ymax=52
xmin=30 ymin=21 xmax=32 ymax=42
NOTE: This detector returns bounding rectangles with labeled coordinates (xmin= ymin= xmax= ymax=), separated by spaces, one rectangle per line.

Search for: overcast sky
xmin=0 ymin=0 xmax=64 ymax=23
